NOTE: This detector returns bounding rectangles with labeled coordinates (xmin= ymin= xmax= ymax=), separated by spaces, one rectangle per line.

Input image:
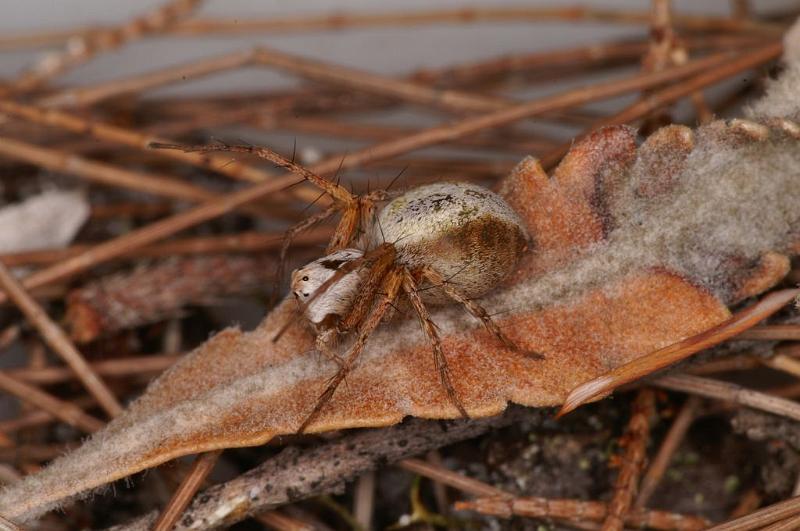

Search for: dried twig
xmin=110 ymin=406 xmax=545 ymax=530
xmin=0 ymin=229 xmax=330 ymax=269
xmin=7 ymin=354 xmax=178 ymax=385
xmin=0 ymin=372 xmax=102 ymax=434
xmin=656 ymin=374 xmax=800 ymax=421
xmin=0 ymin=262 xmax=122 ymax=417
xmin=706 ymin=495 xmax=800 ymax=530
xmin=602 ymin=389 xmax=656 ymax=531
xmin=455 ymin=496 xmax=711 ymax=530
xmin=169 ymin=8 xmax=784 ymax=36
xmin=635 ymin=396 xmax=700 ymax=507
xmin=9 ymin=0 xmax=201 ymax=94
xmin=152 ymin=450 xmax=222 ymax=531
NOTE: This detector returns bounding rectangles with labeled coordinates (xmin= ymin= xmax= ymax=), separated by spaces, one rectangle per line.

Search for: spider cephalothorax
xmin=154 ymin=141 xmax=539 ymax=431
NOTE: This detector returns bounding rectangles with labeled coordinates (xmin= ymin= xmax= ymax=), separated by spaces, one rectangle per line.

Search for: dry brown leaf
xmin=4 ymin=109 xmax=800 ymax=521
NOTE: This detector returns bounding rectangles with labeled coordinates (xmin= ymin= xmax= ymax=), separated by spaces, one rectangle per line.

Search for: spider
xmin=152 ymin=141 xmax=540 ymax=432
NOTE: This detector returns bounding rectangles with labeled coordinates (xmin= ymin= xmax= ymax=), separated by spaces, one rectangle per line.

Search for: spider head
xmin=290 ymin=248 xmax=365 ymax=325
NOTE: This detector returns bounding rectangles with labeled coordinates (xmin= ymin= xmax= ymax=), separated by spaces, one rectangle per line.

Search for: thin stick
xmin=736 ymin=325 xmax=800 ymax=341
xmin=706 ymin=495 xmax=800 ymax=530
xmin=8 ymin=0 xmax=201 ymax=95
xmin=254 ymin=511 xmax=315 ymax=531
xmin=0 ymin=396 xmax=96 ymax=434
xmin=0 ymin=50 xmax=745 ymax=306
xmin=0 ymin=135 xmax=222 ymax=205
xmin=762 ymin=354 xmax=800 ymax=379
xmin=602 ymin=389 xmax=656 ymax=531
xmin=352 ymin=471 xmax=375 ymax=531
xmin=0 ymin=371 xmax=103 ymax=433
xmin=399 ymin=458 xmax=508 ymax=498
xmin=635 ymin=396 xmax=700 ymax=508
xmin=455 ymin=496 xmax=710 ymax=530
xmin=252 ymin=46 xmax=512 ymax=114
xmin=405 ymin=453 xmax=708 ymax=529
xmin=655 ymin=374 xmax=800 ymax=422
xmin=541 ymin=41 xmax=782 ymax=168
xmin=0 ymin=229 xmax=331 ymax=268
xmin=0 ymin=262 xmax=122 ymax=417
xmin=761 ymin=513 xmax=800 ymax=531
xmin=0 ymin=514 xmax=22 ymax=531
xmin=152 ymin=450 xmax=222 ymax=531
xmin=8 ymin=354 xmax=180 ymax=385
xmin=170 ymin=8 xmax=783 ymax=36
xmin=42 ymin=48 xmax=256 ymax=108
xmin=0 ymin=98 xmax=294 ymax=187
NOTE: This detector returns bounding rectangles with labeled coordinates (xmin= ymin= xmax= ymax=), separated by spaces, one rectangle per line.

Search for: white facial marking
xmin=291 ymin=248 xmax=365 ymax=325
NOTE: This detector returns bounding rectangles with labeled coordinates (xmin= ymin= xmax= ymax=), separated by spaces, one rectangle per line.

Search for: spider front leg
xmin=308 ymin=243 xmax=397 ymax=365
xmin=402 ymin=269 xmax=469 ymax=419
xmin=421 ymin=266 xmax=543 ymax=360
xmin=298 ymin=266 xmax=404 ymax=433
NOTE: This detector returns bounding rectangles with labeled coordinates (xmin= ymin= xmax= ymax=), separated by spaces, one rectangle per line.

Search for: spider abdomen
xmin=373 ymin=182 xmax=530 ymax=303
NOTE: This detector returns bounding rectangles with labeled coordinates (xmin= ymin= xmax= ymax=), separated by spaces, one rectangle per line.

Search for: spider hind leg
xmin=422 ymin=266 xmax=543 ymax=360
xmin=402 ymin=269 xmax=469 ymax=419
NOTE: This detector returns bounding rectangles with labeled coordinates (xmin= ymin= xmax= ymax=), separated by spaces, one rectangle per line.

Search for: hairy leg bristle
xmin=403 ymin=269 xmax=469 ymax=419
xmin=422 ymin=266 xmax=544 ymax=360
xmin=298 ymin=267 xmax=404 ymax=433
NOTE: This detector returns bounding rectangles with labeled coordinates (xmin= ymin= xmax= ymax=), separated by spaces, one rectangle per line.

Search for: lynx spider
xmin=155 ymin=141 xmax=539 ymax=432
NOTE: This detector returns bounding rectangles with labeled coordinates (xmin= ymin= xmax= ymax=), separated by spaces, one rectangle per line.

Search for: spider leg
xmin=298 ymin=267 xmax=404 ymax=433
xmin=338 ymin=244 xmax=396 ymax=333
xmin=402 ymin=269 xmax=469 ymax=419
xmin=421 ymin=266 xmax=544 ymax=360
xmin=314 ymin=328 xmax=344 ymax=367
xmin=152 ymin=141 xmax=354 ymax=204
xmin=273 ymin=243 xmax=395 ymax=342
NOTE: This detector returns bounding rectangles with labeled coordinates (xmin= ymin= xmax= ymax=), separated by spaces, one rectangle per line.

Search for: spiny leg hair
xmin=402 ymin=269 xmax=469 ymax=418
xmin=422 ymin=266 xmax=543 ymax=359
xmin=298 ymin=267 xmax=404 ymax=433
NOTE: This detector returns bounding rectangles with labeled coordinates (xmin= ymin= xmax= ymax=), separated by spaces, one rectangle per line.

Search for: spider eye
xmin=303 ymin=293 xmax=309 ymax=297
xmin=302 ymin=276 xmax=309 ymax=281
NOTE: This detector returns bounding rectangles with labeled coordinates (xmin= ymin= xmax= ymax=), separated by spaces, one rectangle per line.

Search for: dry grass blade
xmin=0 ymin=229 xmax=330 ymax=269
xmin=559 ymin=288 xmax=800 ymax=416
xmin=602 ymin=389 xmax=655 ymax=531
xmin=706 ymin=495 xmax=800 ymax=530
xmin=7 ymin=354 xmax=179 ymax=385
xmin=41 ymin=49 xmax=256 ymax=108
xmin=0 ymin=135 xmax=222 ymax=205
xmin=635 ymin=396 xmax=700 ymax=508
xmin=736 ymin=325 xmax=800 ymax=340
xmin=254 ymin=511 xmax=315 ymax=531
xmin=9 ymin=0 xmax=201 ymax=94
xmin=0 ymin=262 xmax=122 ymax=417
xmin=152 ymin=450 xmax=222 ymax=531
xmin=399 ymin=458 xmax=508 ymax=498
xmin=0 ymin=372 xmax=103 ymax=433
xmin=655 ymin=374 xmax=800 ymax=422
xmin=252 ymin=46 xmax=510 ymax=113
xmin=454 ymin=497 xmax=711 ymax=530
xmin=0 ymin=99 xmax=284 ymax=187
xmin=761 ymin=513 xmax=800 ymax=531
xmin=170 ymin=7 xmax=784 ymax=35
